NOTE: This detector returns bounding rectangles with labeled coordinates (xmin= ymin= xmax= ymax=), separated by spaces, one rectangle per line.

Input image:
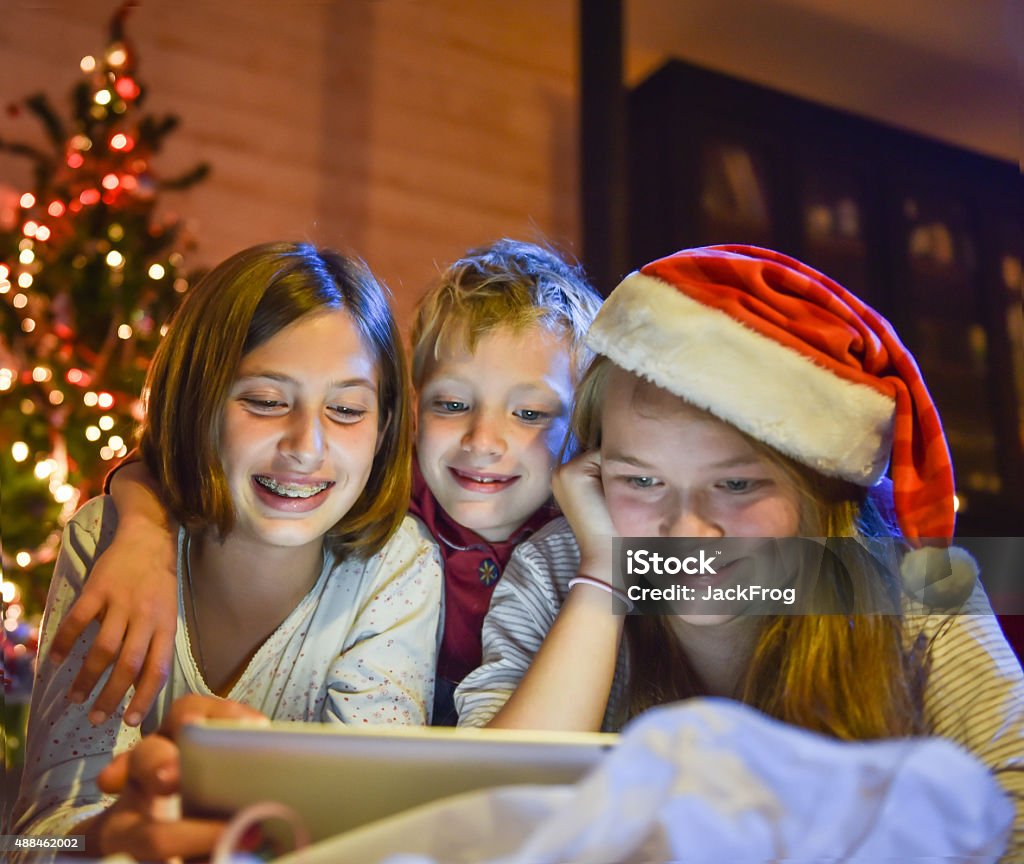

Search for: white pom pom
xmin=901 ymin=545 xmax=978 ymax=608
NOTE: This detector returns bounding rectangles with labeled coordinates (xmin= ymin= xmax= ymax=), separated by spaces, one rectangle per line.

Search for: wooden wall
xmin=2 ymin=1 xmax=582 ymax=325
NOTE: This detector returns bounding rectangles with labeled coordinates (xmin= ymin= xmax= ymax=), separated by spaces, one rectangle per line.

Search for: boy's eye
xmin=513 ymin=408 xmax=551 ymax=424
xmin=434 ymin=400 xmax=469 ymax=413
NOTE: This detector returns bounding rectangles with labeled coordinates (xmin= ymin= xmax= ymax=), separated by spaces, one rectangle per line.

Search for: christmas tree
xmin=0 ymin=0 xmax=208 ymax=690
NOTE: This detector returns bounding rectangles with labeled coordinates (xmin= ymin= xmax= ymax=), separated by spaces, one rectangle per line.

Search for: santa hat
xmin=587 ymin=245 xmax=976 ymax=606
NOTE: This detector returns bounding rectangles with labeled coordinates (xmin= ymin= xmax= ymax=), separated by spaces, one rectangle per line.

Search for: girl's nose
xmin=661 ymin=496 xmax=724 ymax=538
xmin=280 ymin=408 xmax=325 ymax=467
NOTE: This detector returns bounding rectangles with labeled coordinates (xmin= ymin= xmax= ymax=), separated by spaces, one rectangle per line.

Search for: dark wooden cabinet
xmin=629 ymin=60 xmax=1023 ymax=536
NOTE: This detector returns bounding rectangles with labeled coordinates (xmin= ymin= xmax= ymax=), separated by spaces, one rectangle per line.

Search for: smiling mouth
xmin=448 ymin=467 xmax=519 ymax=491
xmin=453 ymin=471 xmax=508 ymax=484
xmin=253 ymin=475 xmax=334 ymax=499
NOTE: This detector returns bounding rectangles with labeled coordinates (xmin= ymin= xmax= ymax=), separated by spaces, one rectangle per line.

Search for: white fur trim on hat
xmin=587 ymin=271 xmax=896 ymax=484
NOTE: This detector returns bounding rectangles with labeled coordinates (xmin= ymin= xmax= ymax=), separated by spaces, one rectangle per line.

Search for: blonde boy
xmin=409 ymin=239 xmax=602 ymax=722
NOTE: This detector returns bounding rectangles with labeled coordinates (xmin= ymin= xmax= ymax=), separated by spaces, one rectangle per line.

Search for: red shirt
xmin=408 ymin=461 xmax=558 ymax=685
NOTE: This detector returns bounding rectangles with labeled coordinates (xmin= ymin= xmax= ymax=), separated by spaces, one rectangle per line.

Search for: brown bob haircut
xmin=138 ymin=241 xmax=412 ymax=558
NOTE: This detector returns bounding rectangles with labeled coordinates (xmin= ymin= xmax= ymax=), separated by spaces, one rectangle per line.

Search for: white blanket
xmin=272 ymin=698 xmax=1013 ymax=863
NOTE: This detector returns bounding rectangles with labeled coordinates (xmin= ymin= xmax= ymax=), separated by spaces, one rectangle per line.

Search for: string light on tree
xmin=0 ymin=0 xmax=209 ymax=631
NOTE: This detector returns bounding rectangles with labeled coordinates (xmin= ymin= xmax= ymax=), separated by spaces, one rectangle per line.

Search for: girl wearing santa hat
xmin=455 ymin=245 xmax=1022 ymax=850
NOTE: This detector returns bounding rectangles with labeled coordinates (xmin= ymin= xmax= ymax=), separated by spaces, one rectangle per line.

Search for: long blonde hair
xmin=573 ymin=356 xmax=931 ymax=739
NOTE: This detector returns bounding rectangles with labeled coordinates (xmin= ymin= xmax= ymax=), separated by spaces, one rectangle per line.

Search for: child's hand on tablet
xmin=82 ymin=729 xmax=223 ymax=861
xmin=161 ymin=692 xmax=271 ymax=739
xmin=84 ymin=695 xmax=269 ymax=859
xmin=104 ymin=695 xmax=270 ymax=779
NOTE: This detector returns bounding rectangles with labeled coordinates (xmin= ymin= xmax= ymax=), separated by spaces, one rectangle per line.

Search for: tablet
xmin=179 ymin=719 xmax=619 ymax=842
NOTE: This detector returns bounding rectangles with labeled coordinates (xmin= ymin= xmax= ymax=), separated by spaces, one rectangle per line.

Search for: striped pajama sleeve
xmin=454 ymin=518 xmax=627 ymax=731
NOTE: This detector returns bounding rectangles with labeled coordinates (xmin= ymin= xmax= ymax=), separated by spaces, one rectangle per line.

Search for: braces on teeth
xmin=254 ymin=476 xmax=331 ymax=498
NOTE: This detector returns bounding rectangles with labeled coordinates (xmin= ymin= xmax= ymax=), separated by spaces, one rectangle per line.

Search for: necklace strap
xmin=184 ymin=532 xmax=209 ymax=683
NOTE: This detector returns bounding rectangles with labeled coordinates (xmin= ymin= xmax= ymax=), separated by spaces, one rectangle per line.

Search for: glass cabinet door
xmin=998 ymin=226 xmax=1024 ymax=453
xmin=900 ymin=190 xmax=1001 ymax=509
xmin=697 ymin=139 xmax=774 ymax=247
xmin=799 ymin=167 xmax=872 ymax=305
